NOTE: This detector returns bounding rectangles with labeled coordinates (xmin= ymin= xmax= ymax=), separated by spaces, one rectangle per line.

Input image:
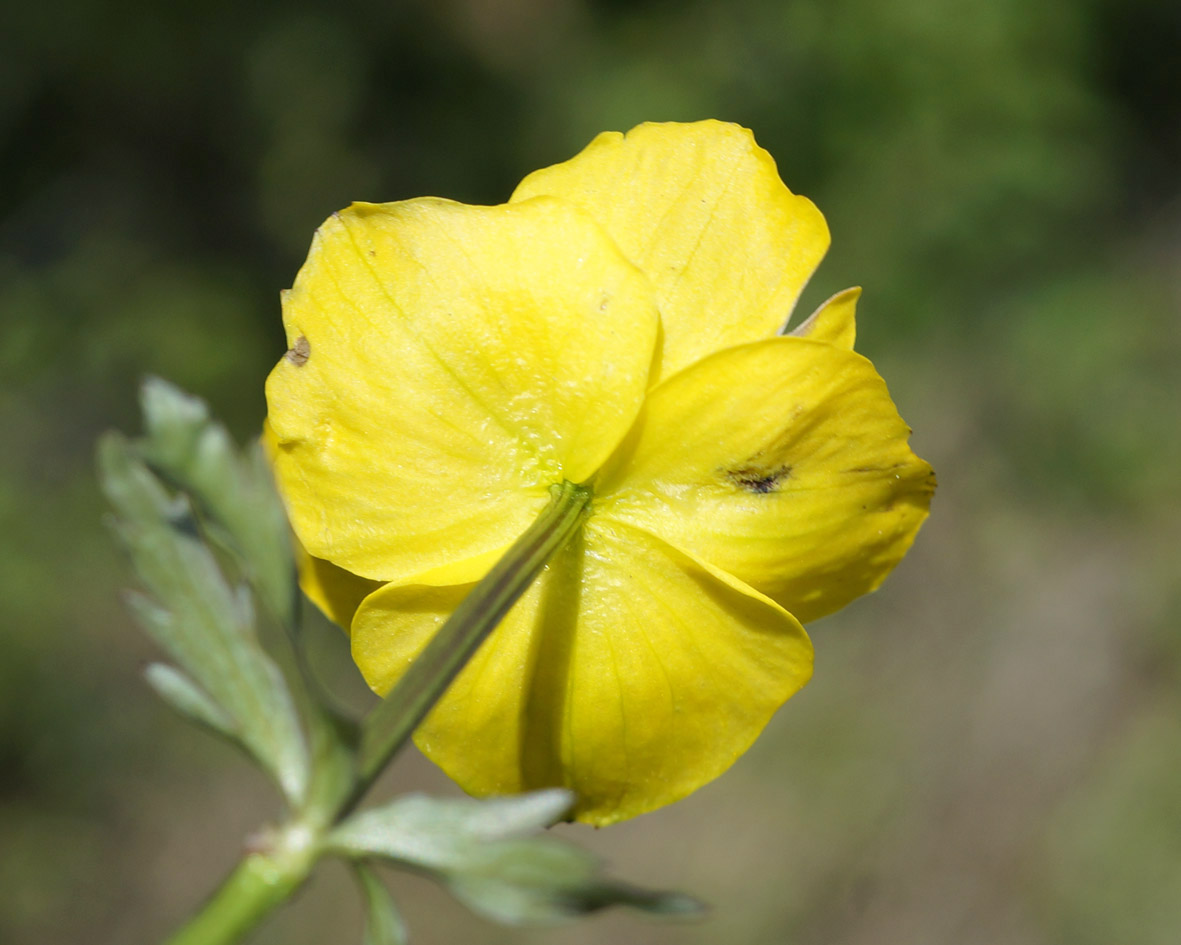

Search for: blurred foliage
xmin=1 ymin=0 xmax=1178 ymax=943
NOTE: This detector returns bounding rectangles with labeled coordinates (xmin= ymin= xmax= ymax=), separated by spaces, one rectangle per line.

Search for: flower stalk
xmin=158 ymin=479 xmax=592 ymax=945
xmin=356 ymin=480 xmax=591 ymax=788
xmin=162 ymin=826 xmax=317 ymax=945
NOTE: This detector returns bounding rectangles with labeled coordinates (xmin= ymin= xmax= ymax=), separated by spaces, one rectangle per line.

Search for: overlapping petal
xmin=789 ymin=286 xmax=859 ymax=349
xmin=512 ymin=120 xmax=830 ymax=381
xmin=298 ymin=548 xmax=382 ymax=632
xmin=351 ymin=518 xmax=812 ymax=826
xmin=266 ymin=197 xmax=659 ymax=583
xmin=594 ymin=338 xmax=935 ymax=624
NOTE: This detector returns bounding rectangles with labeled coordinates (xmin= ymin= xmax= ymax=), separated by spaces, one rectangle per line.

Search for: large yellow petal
xmin=265 ymin=197 xmax=659 ymax=582
xmin=512 ymin=120 xmax=830 ymax=381
xmin=351 ymin=518 xmax=813 ymax=826
xmin=262 ymin=420 xmax=383 ymax=630
xmin=594 ymin=338 xmax=935 ymax=624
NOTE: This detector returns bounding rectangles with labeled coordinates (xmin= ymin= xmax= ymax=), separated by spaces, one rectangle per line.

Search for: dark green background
xmin=3 ymin=1 xmax=1179 ymax=942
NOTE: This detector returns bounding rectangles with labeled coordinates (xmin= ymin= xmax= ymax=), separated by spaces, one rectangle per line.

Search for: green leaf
xmin=324 ymin=790 xmax=702 ymax=926
xmin=143 ymin=661 xmax=237 ymax=736
xmin=136 ymin=377 xmax=296 ymax=626
xmin=325 ymin=790 xmax=575 ymax=869
xmin=99 ymin=432 xmax=309 ymax=805
xmin=137 ymin=378 xmax=361 ymax=821
xmin=446 ymin=838 xmax=704 ymax=924
xmin=353 ymin=863 xmax=408 ymax=945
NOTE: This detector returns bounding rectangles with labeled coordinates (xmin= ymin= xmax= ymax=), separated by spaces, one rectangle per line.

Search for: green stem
xmin=355 ymin=479 xmax=591 ymax=790
xmin=162 ymin=824 xmax=317 ymax=945
xmin=160 ymin=480 xmax=591 ymax=944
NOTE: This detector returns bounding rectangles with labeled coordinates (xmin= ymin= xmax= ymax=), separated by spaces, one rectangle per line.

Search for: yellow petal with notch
xmin=788 ymin=286 xmax=859 ymax=349
xmin=351 ymin=518 xmax=812 ymax=826
xmin=265 ymin=197 xmax=659 ymax=583
xmin=512 ymin=120 xmax=830 ymax=381
xmin=595 ymin=338 xmax=935 ymax=624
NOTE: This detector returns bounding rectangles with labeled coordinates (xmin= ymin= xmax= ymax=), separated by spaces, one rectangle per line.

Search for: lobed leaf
xmin=447 ymin=837 xmax=704 ymax=924
xmin=99 ymin=432 xmax=308 ymax=805
xmin=325 ymin=790 xmax=575 ymax=869
xmin=143 ymin=661 xmax=237 ymax=737
xmin=326 ymin=790 xmax=701 ymax=926
xmin=137 ymin=377 xmax=296 ymax=626
xmin=353 ymin=864 xmax=408 ymax=945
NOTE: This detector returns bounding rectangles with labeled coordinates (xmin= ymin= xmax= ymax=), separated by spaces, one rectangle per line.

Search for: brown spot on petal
xmin=727 ymin=464 xmax=791 ymax=494
xmin=286 ymin=336 xmax=310 ymax=366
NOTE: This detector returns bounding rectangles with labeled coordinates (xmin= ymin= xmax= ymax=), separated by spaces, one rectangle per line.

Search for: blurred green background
xmin=3 ymin=0 xmax=1179 ymax=942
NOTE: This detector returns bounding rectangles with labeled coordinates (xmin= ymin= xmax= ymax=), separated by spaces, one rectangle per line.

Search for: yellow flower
xmin=265 ymin=120 xmax=934 ymax=825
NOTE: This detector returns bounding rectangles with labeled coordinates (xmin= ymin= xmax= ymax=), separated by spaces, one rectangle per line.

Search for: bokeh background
xmin=3 ymin=0 xmax=1179 ymax=942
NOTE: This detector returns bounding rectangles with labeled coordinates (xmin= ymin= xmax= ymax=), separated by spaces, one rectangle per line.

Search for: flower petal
xmin=265 ymin=197 xmax=659 ymax=581
xmin=263 ymin=419 xmax=383 ymax=630
xmin=595 ymin=338 xmax=935 ymax=624
xmin=298 ymin=547 xmax=383 ymax=633
xmin=351 ymin=519 xmax=812 ymax=826
xmin=512 ymin=120 xmax=830 ymax=381
xmin=788 ymin=286 xmax=859 ymax=349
